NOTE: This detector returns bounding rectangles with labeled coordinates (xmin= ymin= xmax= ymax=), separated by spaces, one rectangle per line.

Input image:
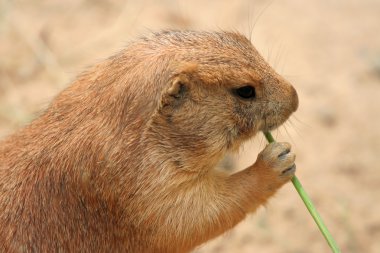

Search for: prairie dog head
xmin=141 ymin=31 xmax=298 ymax=171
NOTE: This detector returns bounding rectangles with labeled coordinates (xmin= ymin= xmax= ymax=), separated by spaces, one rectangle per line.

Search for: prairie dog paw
xmin=257 ymin=142 xmax=296 ymax=179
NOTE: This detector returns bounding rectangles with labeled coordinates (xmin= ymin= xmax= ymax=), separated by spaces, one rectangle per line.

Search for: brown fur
xmin=0 ymin=30 xmax=298 ymax=253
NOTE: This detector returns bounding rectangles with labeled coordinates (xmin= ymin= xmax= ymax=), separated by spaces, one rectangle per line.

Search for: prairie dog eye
xmin=234 ymin=85 xmax=256 ymax=99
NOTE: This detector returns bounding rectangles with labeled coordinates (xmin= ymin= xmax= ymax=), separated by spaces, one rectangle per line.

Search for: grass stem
xmin=263 ymin=131 xmax=341 ymax=253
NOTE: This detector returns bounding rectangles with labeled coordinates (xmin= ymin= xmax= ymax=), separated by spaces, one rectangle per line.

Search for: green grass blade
xmin=263 ymin=131 xmax=341 ymax=253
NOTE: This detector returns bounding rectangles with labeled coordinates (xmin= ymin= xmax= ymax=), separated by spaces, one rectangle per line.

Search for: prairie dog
xmin=0 ymin=30 xmax=298 ymax=253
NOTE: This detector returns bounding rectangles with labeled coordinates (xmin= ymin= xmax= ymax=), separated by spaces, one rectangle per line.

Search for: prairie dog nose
xmin=290 ymin=85 xmax=299 ymax=112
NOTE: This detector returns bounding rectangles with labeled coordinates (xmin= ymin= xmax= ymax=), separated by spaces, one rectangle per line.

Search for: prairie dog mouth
xmin=261 ymin=116 xmax=290 ymax=132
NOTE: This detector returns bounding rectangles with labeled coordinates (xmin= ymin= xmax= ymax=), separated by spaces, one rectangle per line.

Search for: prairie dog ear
xmin=161 ymin=75 xmax=189 ymax=108
xmin=160 ymin=62 xmax=197 ymax=109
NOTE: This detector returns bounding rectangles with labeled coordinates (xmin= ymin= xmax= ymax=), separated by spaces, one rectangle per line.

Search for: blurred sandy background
xmin=1 ymin=0 xmax=380 ymax=252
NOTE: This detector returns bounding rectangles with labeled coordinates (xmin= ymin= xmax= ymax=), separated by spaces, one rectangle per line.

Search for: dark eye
xmin=234 ymin=85 xmax=256 ymax=99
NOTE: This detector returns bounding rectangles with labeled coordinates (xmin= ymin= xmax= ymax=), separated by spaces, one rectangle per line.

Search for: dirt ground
xmin=1 ymin=0 xmax=379 ymax=252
